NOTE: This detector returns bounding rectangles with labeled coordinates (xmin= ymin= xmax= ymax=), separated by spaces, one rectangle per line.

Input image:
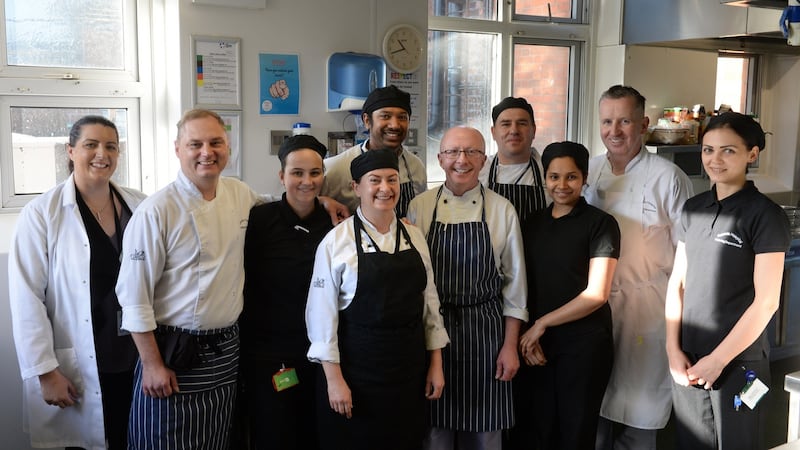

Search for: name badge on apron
xmin=272 ymin=366 xmax=300 ymax=392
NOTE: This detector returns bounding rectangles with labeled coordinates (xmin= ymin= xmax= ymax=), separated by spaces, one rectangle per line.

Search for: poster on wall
xmin=259 ymin=53 xmax=300 ymax=115
xmin=388 ymin=71 xmax=422 ymax=147
xmin=192 ymin=36 xmax=241 ymax=109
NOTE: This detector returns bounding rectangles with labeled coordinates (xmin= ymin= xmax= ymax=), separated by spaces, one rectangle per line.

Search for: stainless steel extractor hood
xmin=624 ymin=0 xmax=800 ymax=54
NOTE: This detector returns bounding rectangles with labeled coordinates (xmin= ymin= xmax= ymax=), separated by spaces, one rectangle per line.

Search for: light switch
xmin=270 ymin=130 xmax=292 ymax=155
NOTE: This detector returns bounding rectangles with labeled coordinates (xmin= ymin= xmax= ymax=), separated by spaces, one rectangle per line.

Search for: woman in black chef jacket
xmin=518 ymin=141 xmax=620 ymax=449
xmin=305 ymin=148 xmax=450 ymax=450
xmin=240 ymin=135 xmax=333 ymax=449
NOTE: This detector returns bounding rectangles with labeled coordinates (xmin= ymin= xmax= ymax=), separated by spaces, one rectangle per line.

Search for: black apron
xmin=318 ymin=215 xmax=428 ymax=450
xmin=426 ymin=186 xmax=513 ymax=432
xmin=487 ymin=154 xmax=546 ymax=223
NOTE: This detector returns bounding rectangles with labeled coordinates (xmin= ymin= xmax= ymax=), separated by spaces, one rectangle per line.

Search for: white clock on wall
xmin=382 ymin=24 xmax=425 ymax=74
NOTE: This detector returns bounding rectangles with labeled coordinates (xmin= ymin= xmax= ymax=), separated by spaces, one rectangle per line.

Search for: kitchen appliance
xmin=769 ymin=237 xmax=800 ymax=360
xmin=648 ymin=144 xmax=710 ymax=194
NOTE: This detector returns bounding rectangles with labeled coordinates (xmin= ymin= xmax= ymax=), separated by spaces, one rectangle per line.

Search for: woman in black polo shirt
xmin=518 ymin=141 xmax=621 ymax=450
xmin=666 ymin=112 xmax=791 ymax=450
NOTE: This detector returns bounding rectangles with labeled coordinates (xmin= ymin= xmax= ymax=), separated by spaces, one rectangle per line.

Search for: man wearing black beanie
xmin=479 ymin=96 xmax=547 ymax=224
xmin=321 ymin=85 xmax=427 ymax=218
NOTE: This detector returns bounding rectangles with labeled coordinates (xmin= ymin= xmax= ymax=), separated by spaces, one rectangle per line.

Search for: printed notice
xmin=194 ymin=37 xmax=241 ymax=108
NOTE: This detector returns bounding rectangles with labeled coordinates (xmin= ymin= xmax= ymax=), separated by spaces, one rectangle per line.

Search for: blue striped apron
xmin=426 ymin=185 xmax=513 ymax=432
xmin=487 ymin=154 xmax=546 ymax=223
xmin=396 ymin=152 xmax=417 ymax=218
xmin=128 ymin=324 xmax=239 ymax=450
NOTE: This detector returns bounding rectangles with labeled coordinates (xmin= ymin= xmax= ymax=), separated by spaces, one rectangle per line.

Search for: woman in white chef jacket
xmin=306 ymin=148 xmax=449 ymax=450
xmin=9 ymin=116 xmax=146 ymax=450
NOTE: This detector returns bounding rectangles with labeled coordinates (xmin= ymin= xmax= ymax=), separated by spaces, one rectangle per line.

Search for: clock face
xmin=382 ymin=25 xmax=424 ymax=74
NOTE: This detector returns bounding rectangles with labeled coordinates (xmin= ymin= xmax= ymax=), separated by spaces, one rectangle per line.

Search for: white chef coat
xmin=583 ymin=147 xmax=693 ymax=429
xmin=116 ymin=170 xmax=262 ymax=332
xmin=9 ymin=175 xmax=146 ymax=450
xmin=406 ymin=184 xmax=529 ymax=323
xmin=305 ymin=208 xmax=449 ymax=364
xmin=320 ymin=142 xmax=427 ymax=213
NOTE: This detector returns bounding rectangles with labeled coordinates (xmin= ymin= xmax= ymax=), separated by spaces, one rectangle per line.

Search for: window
xmin=3 ymin=102 xmax=137 ymax=195
xmin=0 ymin=0 xmax=149 ymax=209
xmin=427 ymin=0 xmax=588 ymax=183
xmin=715 ymin=54 xmax=759 ymax=116
xmin=514 ymin=0 xmax=579 ymax=21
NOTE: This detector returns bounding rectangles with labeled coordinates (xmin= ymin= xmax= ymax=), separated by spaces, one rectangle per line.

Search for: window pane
xmin=5 ymin=0 xmax=125 ymax=69
xmin=429 ymin=0 xmax=497 ymax=20
xmin=515 ymin=0 xmax=573 ymax=19
xmin=715 ymin=56 xmax=749 ymax=114
xmin=513 ymin=43 xmax=570 ymax=151
xmin=427 ymin=30 xmax=497 ymax=183
xmin=11 ymin=107 xmax=128 ymax=195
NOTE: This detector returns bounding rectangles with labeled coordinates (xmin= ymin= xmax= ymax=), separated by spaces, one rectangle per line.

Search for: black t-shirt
xmin=522 ymin=197 xmax=621 ymax=341
xmin=240 ymin=194 xmax=333 ymax=363
xmin=679 ymin=181 xmax=791 ymax=359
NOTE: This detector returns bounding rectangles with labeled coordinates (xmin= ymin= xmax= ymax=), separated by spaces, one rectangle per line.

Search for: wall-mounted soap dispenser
xmin=327 ymin=52 xmax=386 ymax=112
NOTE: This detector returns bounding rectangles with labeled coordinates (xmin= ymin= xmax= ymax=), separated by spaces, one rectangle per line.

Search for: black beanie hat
xmin=491 ymin=97 xmax=535 ymax=124
xmin=362 ymin=85 xmax=412 ymax=116
xmin=278 ymin=134 xmax=327 ymax=162
xmin=350 ymin=148 xmax=399 ymax=181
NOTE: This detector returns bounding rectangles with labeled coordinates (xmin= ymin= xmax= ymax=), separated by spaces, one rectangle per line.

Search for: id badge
xmin=741 ymin=378 xmax=768 ymax=409
xmin=272 ymin=367 xmax=299 ymax=392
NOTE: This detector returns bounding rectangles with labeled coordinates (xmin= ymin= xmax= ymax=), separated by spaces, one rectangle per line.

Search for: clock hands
xmin=391 ymin=39 xmax=408 ymax=55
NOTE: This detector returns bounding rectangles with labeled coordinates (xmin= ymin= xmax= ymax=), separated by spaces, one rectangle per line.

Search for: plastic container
xmin=292 ymin=122 xmax=311 ymax=136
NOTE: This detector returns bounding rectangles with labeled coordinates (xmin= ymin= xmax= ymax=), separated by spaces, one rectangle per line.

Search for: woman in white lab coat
xmin=9 ymin=116 xmax=146 ymax=449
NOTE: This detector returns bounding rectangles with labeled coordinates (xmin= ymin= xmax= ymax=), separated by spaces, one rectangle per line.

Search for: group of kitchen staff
xmin=7 ymin=82 xmax=790 ymax=450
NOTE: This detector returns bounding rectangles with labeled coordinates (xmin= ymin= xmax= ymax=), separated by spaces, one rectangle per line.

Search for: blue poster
xmin=259 ymin=53 xmax=300 ymax=115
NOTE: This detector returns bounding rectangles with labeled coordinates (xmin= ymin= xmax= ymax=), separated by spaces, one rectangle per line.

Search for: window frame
xmin=510 ymin=36 xmax=583 ymax=146
xmin=0 ymin=0 xmax=156 ymax=212
xmin=0 ymin=0 xmax=139 ymax=82
xmin=428 ymin=0 xmax=591 ymax=163
xmin=0 ymin=96 xmax=142 ymax=208
xmin=511 ymin=0 xmax=588 ymax=24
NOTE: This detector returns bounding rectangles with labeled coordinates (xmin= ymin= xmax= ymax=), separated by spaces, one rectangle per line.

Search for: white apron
xmin=585 ymin=158 xmax=674 ymax=429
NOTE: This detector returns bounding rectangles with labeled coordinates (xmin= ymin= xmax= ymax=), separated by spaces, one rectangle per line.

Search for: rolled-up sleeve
xmin=305 ymin=231 xmax=345 ymax=363
xmin=116 ymin=208 xmax=165 ymax=333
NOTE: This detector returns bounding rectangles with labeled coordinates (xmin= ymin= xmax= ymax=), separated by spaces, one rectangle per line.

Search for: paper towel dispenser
xmin=327 ymin=52 xmax=386 ymax=112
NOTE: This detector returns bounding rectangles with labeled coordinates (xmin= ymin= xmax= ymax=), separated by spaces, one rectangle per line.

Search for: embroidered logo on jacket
xmin=312 ymin=277 xmax=325 ymax=288
xmin=715 ymin=232 xmax=743 ymax=248
xmin=130 ymin=249 xmax=146 ymax=261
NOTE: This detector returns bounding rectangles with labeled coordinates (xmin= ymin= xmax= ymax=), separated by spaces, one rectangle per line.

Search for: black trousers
xmin=240 ymin=359 xmax=319 ymax=450
xmin=529 ymin=327 xmax=614 ymax=450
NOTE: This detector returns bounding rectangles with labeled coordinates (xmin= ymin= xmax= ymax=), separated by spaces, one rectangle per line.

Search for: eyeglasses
xmin=439 ymin=148 xmax=485 ymax=159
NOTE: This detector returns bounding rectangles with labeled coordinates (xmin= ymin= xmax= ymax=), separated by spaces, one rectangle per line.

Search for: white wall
xmin=623 ymin=46 xmax=718 ymax=125
xmin=0 ymin=0 xmax=426 ymax=446
xmin=177 ymin=0 xmax=428 ymax=195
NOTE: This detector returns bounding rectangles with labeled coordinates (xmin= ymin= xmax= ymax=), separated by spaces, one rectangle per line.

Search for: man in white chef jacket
xmin=585 ymin=85 xmax=693 ymax=450
xmin=115 ymin=109 xmax=344 ymax=449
